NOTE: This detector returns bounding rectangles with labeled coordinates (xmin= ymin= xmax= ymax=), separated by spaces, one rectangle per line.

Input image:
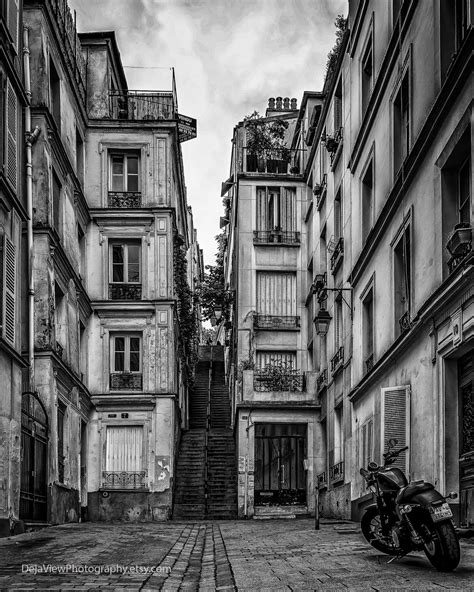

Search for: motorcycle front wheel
xmin=361 ymin=506 xmax=400 ymax=556
xmin=418 ymin=520 xmax=460 ymax=572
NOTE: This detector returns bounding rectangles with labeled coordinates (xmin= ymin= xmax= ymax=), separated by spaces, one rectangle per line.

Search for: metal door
xmin=20 ymin=392 xmax=48 ymax=521
xmin=255 ymin=423 xmax=306 ymax=506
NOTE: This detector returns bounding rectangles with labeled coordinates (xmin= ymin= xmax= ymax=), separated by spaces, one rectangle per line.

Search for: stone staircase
xmin=173 ymin=346 xmax=237 ymax=520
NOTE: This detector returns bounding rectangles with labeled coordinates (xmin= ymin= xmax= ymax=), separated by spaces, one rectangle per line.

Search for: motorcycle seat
xmin=396 ymin=480 xmax=435 ymax=503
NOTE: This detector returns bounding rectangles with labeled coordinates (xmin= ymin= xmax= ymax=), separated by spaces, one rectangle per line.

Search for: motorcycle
xmin=360 ymin=438 xmax=460 ymax=571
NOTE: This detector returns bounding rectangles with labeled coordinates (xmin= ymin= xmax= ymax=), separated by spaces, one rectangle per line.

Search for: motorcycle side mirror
xmin=388 ymin=438 xmax=398 ymax=449
xmin=360 ymin=468 xmax=369 ymax=477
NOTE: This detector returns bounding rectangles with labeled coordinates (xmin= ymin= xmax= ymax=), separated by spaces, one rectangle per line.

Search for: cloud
xmin=71 ymin=0 xmax=347 ymax=263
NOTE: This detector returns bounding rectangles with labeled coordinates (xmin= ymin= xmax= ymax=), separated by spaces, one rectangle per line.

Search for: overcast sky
xmin=70 ymin=0 xmax=347 ymax=266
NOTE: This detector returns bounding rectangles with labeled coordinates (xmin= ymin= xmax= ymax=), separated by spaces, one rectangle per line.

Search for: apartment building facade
xmin=303 ymin=0 xmax=473 ymax=525
xmin=0 ymin=0 xmax=28 ymax=536
xmin=0 ymin=0 xmax=199 ymax=534
xmin=222 ymin=98 xmax=320 ymax=518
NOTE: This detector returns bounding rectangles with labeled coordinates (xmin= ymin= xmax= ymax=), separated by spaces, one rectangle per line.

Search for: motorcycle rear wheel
xmin=361 ymin=506 xmax=400 ymax=556
xmin=419 ymin=521 xmax=460 ymax=572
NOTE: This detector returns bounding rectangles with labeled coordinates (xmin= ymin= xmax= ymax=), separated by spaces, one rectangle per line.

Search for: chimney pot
xmin=283 ymin=97 xmax=290 ymax=109
xmin=291 ymin=98 xmax=297 ymax=110
xmin=276 ymin=96 xmax=283 ymax=109
xmin=268 ymin=97 xmax=275 ymax=110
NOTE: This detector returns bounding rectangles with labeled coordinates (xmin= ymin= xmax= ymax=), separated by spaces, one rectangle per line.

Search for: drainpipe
xmin=23 ymin=26 xmax=40 ymax=390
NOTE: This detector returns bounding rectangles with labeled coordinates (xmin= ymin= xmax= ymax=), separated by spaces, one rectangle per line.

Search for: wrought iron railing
xmin=109 ymin=284 xmax=142 ymax=300
xmin=102 ymin=471 xmax=147 ymax=489
xmin=330 ymin=237 xmax=344 ymax=271
xmin=254 ymin=370 xmax=305 ymax=392
xmin=315 ymin=174 xmax=328 ymax=209
xmin=331 ymin=346 xmax=344 ymax=374
xmin=244 ymin=148 xmax=299 ymax=174
xmin=317 ymin=471 xmax=327 ymax=489
xmin=398 ymin=311 xmax=412 ymax=334
xmin=317 ymin=369 xmax=328 ymax=392
xmin=110 ymin=373 xmax=143 ymax=391
xmin=108 ymin=191 xmax=142 ymax=208
xmin=329 ymin=461 xmax=344 ymax=484
xmin=253 ymin=230 xmax=300 ymax=244
xmin=365 ymin=354 xmax=374 ymax=374
xmin=109 ymin=90 xmax=175 ymax=120
xmin=254 ymin=315 xmax=300 ymax=330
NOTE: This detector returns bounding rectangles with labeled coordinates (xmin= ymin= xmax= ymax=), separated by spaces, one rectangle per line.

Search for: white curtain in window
xmin=106 ymin=426 xmax=143 ymax=471
xmin=257 ymin=272 xmax=296 ymax=316
xmin=256 ymin=351 xmax=296 ymax=369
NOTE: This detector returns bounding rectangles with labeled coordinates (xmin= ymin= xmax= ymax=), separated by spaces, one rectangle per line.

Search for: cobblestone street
xmin=0 ymin=520 xmax=472 ymax=591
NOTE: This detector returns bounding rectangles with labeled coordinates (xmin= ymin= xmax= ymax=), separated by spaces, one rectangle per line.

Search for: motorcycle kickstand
xmin=386 ymin=551 xmax=409 ymax=564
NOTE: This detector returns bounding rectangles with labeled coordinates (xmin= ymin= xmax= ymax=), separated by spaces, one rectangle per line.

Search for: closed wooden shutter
xmin=381 ymin=386 xmax=410 ymax=473
xmin=2 ymin=234 xmax=16 ymax=345
xmin=257 ymin=272 xmax=296 ymax=316
xmin=7 ymin=0 xmax=19 ymax=52
xmin=5 ymin=80 xmax=18 ymax=191
xmin=105 ymin=426 xmax=143 ymax=472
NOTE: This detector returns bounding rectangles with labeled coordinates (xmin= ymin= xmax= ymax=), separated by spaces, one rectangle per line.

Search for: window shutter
xmin=2 ymin=234 xmax=16 ymax=345
xmin=380 ymin=386 xmax=410 ymax=474
xmin=5 ymin=80 xmax=18 ymax=191
xmin=7 ymin=0 xmax=19 ymax=52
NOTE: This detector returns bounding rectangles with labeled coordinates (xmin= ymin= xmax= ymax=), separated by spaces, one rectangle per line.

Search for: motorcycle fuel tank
xmin=377 ymin=467 xmax=408 ymax=492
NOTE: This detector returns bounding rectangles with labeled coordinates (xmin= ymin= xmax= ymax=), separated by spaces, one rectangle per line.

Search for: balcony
xmin=331 ymin=346 xmax=344 ymax=375
xmin=102 ymin=471 xmax=147 ymax=489
xmin=253 ymin=230 xmax=300 ymax=245
xmin=109 ymin=284 xmax=142 ymax=300
xmin=253 ymin=369 xmax=305 ymax=392
xmin=317 ymin=471 xmax=328 ymax=490
xmin=110 ymin=373 xmax=143 ymax=391
xmin=330 ymin=237 xmax=344 ymax=273
xmin=109 ymin=90 xmax=175 ymax=121
xmin=254 ymin=315 xmax=300 ymax=331
xmin=316 ymin=369 xmax=328 ymax=393
xmin=329 ymin=461 xmax=344 ymax=485
xmin=244 ymin=148 xmax=300 ymax=175
xmin=108 ymin=191 xmax=142 ymax=208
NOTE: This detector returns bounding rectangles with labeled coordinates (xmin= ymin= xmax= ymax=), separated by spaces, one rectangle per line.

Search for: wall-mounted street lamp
xmin=313 ymin=309 xmax=332 ymax=336
xmin=312 ymin=275 xmax=353 ymax=319
xmin=210 ymin=305 xmax=223 ymax=326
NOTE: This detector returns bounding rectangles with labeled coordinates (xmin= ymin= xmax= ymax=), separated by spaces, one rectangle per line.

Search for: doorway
xmin=459 ymin=349 xmax=473 ymax=527
xmin=254 ymin=423 xmax=307 ymax=506
xmin=20 ymin=392 xmax=48 ymax=521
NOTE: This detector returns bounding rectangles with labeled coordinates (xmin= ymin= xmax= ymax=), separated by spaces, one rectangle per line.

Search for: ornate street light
xmin=314 ymin=309 xmax=332 ymax=336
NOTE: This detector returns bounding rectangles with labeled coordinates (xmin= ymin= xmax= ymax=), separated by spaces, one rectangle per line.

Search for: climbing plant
xmin=325 ymin=14 xmax=347 ymax=87
xmin=198 ymin=229 xmax=230 ymax=323
xmin=173 ymin=233 xmax=199 ymax=380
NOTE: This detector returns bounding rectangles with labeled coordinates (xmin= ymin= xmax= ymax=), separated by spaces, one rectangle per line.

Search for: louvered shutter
xmin=2 ymin=234 xmax=16 ymax=345
xmin=5 ymin=80 xmax=18 ymax=191
xmin=7 ymin=0 xmax=19 ymax=52
xmin=380 ymin=386 xmax=410 ymax=474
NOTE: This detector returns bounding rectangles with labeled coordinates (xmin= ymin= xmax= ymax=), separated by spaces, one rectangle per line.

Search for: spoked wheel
xmin=418 ymin=521 xmax=460 ymax=572
xmin=361 ymin=506 xmax=400 ymax=556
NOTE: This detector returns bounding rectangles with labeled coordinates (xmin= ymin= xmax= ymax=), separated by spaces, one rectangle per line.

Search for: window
xmin=362 ymin=287 xmax=374 ymax=372
xmin=54 ymin=282 xmax=66 ymax=355
xmin=361 ymin=33 xmax=373 ymax=115
xmin=76 ymin=128 xmax=84 ymax=185
xmin=440 ymin=0 xmax=471 ymax=80
xmin=393 ymin=70 xmax=410 ymax=176
xmin=334 ymin=188 xmax=343 ymax=239
xmin=52 ymin=172 xmax=61 ymax=234
xmin=78 ymin=225 xmax=86 ymax=279
xmin=110 ymin=153 xmax=139 ymax=192
xmin=104 ymin=426 xmax=146 ymax=489
xmin=393 ymin=225 xmax=411 ymax=336
xmin=256 ymin=350 xmax=296 ymax=370
xmin=256 ymin=186 xmax=296 ymax=232
xmin=334 ymin=406 xmax=343 ymax=464
xmin=458 ymin=158 xmax=471 ymax=225
xmin=334 ymin=296 xmax=343 ymax=350
xmin=360 ymin=417 xmax=374 ymax=468
xmin=361 ymin=159 xmax=374 ymax=243
xmin=49 ymin=58 xmax=60 ymax=130
xmin=256 ymin=271 xmax=297 ymax=327
xmin=1 ymin=232 xmax=16 ymax=345
xmin=109 ymin=241 xmax=142 ymax=300
xmin=381 ymin=386 xmax=410 ymax=473
xmin=4 ymin=0 xmax=19 ymax=53
xmin=455 ymin=0 xmax=470 ymax=49
xmin=4 ymin=79 xmax=18 ymax=191
xmin=57 ymin=402 xmax=66 ymax=483
xmin=110 ymin=333 xmax=142 ymax=390
xmin=334 ymin=78 xmax=342 ymax=131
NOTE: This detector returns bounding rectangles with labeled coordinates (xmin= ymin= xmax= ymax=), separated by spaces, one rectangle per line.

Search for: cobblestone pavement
xmin=0 ymin=519 xmax=472 ymax=591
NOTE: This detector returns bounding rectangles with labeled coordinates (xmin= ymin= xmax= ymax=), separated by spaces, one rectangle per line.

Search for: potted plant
xmin=244 ymin=112 xmax=290 ymax=173
xmin=324 ymin=132 xmax=339 ymax=154
xmin=446 ymin=222 xmax=472 ymax=256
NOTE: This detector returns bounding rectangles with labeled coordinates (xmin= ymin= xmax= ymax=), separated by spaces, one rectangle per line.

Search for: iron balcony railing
xmin=109 ymin=90 xmax=175 ymax=121
xmin=244 ymin=148 xmax=301 ymax=174
xmin=330 ymin=237 xmax=344 ymax=272
xmin=253 ymin=230 xmax=300 ymax=244
xmin=108 ymin=191 xmax=142 ymax=208
xmin=254 ymin=315 xmax=300 ymax=330
xmin=329 ymin=461 xmax=344 ymax=484
xmin=102 ymin=471 xmax=147 ymax=489
xmin=317 ymin=471 xmax=328 ymax=489
xmin=331 ymin=346 xmax=344 ymax=374
xmin=254 ymin=370 xmax=305 ymax=392
xmin=317 ymin=369 xmax=328 ymax=392
xmin=110 ymin=373 xmax=143 ymax=391
xmin=109 ymin=284 xmax=142 ymax=301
